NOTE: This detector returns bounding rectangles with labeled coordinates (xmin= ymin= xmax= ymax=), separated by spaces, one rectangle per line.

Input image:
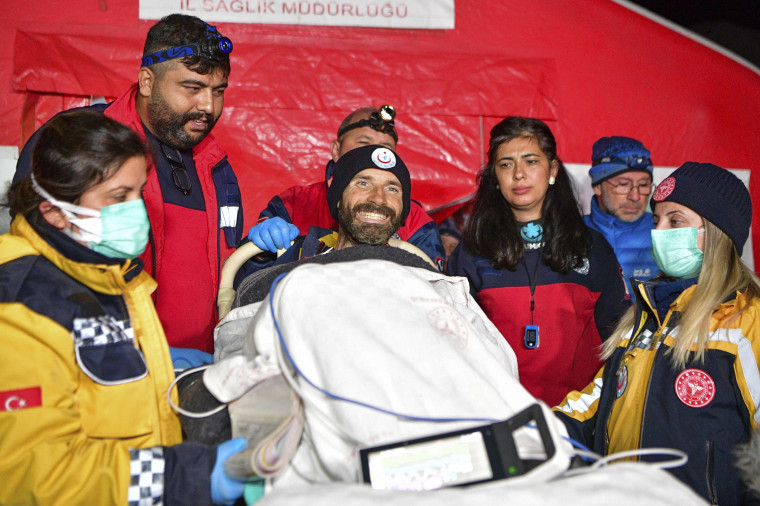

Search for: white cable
xmin=166 ymin=365 xmax=227 ymax=418
xmin=561 ymin=447 xmax=687 ymax=479
xmin=590 ymin=447 xmax=689 ymax=470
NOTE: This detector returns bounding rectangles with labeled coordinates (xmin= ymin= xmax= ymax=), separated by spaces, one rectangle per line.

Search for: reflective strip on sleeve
xmin=219 ymin=206 xmax=239 ymax=228
xmin=557 ymin=377 xmax=604 ymax=415
xmin=128 ymin=447 xmax=165 ymax=506
xmin=709 ymin=328 xmax=760 ymax=425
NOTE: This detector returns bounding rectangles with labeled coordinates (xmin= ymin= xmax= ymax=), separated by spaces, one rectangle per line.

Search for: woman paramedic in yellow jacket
xmin=0 ymin=111 xmax=245 ymax=505
xmin=555 ymin=162 xmax=759 ymax=505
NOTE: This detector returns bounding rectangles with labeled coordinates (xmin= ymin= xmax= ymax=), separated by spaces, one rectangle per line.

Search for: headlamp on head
xmin=593 ymin=154 xmax=652 ymax=170
xmin=625 ymin=154 xmax=651 ymax=169
xmin=204 ymin=23 xmax=233 ymax=54
xmin=378 ymin=104 xmax=396 ymax=122
xmin=141 ymin=22 xmax=233 ymax=67
xmin=337 ymin=105 xmax=398 ymax=142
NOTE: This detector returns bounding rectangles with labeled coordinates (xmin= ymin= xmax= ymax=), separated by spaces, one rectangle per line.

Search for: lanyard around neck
xmin=522 ymin=253 xmax=541 ymax=325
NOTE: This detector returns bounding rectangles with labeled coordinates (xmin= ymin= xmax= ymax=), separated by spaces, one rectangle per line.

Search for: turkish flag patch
xmin=0 ymin=387 xmax=42 ymax=412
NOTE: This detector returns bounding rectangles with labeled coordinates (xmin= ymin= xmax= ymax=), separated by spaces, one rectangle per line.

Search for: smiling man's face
xmin=336 ymin=168 xmax=404 ymax=248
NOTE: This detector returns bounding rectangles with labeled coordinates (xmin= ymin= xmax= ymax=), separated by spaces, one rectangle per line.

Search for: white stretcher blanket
xmin=211 ymin=259 xmax=570 ymax=486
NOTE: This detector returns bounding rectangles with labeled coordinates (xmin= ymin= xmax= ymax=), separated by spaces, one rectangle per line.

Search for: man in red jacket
xmin=14 ymin=15 xmax=245 ymax=361
xmin=249 ymin=105 xmax=445 ymax=270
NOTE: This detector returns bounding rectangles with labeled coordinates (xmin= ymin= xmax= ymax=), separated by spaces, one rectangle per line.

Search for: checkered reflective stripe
xmin=72 ymin=316 xmax=134 ymax=346
xmin=128 ymin=447 xmax=164 ymax=505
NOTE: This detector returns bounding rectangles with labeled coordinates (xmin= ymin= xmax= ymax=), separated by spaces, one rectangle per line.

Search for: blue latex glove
xmin=169 ymin=347 xmax=214 ymax=371
xmin=247 ymin=217 xmax=299 ymax=253
xmin=211 ymin=438 xmax=248 ymax=505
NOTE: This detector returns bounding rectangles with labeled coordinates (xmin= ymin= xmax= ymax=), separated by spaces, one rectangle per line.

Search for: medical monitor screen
xmin=364 ymin=431 xmax=493 ymax=491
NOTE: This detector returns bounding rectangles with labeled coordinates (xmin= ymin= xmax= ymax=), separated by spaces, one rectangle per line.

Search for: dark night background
xmin=628 ymin=0 xmax=760 ymax=67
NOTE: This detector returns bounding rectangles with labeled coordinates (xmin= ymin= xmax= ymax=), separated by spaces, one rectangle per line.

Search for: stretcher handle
xmin=217 ymin=239 xmax=437 ymax=319
xmin=217 ymin=241 xmax=289 ymax=320
xmin=387 ymin=238 xmax=437 ymax=269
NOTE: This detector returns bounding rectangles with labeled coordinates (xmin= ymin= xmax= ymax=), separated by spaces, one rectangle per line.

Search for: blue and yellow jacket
xmin=0 ymin=216 xmax=215 ymax=505
xmin=555 ymin=276 xmax=760 ymax=505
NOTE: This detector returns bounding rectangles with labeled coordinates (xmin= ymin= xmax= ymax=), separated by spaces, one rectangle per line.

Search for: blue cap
xmin=589 ymin=136 xmax=653 ymax=185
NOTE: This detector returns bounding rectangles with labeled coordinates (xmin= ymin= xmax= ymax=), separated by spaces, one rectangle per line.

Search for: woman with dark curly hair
xmin=447 ymin=116 xmax=628 ymax=405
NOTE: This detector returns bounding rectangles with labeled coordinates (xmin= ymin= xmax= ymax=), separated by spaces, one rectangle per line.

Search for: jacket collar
xmin=12 ymin=215 xmax=150 ymax=295
xmin=588 ymin=196 xmax=652 ymax=230
xmin=631 ymin=275 xmax=698 ymax=329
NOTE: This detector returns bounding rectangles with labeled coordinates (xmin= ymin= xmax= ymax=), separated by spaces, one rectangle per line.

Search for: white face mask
xmin=31 ymin=174 xmax=150 ymax=259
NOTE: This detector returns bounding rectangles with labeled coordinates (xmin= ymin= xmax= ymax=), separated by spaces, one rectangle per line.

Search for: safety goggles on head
xmin=337 ymin=105 xmax=398 ymax=142
xmin=141 ymin=23 xmax=233 ymax=67
xmin=593 ymin=154 xmax=653 ymax=170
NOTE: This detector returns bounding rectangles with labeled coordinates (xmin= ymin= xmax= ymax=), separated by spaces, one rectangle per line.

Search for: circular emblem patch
xmin=652 ymin=176 xmax=675 ymax=202
xmin=674 ymin=369 xmax=715 ymax=408
xmin=520 ymin=222 xmax=544 ymax=243
xmin=616 ymin=365 xmax=628 ymax=398
xmin=427 ymin=306 xmax=468 ymax=349
xmin=371 ymin=147 xmax=396 ymax=169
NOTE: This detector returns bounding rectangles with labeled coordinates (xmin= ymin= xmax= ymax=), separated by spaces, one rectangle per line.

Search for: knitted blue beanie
xmin=589 ymin=136 xmax=653 ymax=185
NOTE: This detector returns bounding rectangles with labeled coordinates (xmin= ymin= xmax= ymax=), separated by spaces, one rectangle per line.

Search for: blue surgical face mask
xmin=32 ymin=175 xmax=150 ymax=259
xmin=651 ymin=227 xmax=705 ymax=279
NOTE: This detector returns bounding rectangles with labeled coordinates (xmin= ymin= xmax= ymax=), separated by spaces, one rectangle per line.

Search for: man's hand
xmin=247 ymin=218 xmax=299 ymax=253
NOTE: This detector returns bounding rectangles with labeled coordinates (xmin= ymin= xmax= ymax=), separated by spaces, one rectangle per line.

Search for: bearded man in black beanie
xmin=242 ymin=145 xmax=429 ymax=273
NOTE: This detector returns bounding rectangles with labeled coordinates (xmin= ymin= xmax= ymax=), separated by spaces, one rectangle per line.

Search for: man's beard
xmin=147 ymin=87 xmax=216 ymax=150
xmin=338 ymin=202 xmax=402 ymax=246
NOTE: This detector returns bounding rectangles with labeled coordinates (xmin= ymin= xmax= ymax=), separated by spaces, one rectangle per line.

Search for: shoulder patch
xmin=0 ymin=386 xmax=42 ymax=411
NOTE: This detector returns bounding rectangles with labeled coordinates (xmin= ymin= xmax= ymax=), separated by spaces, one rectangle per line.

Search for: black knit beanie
xmin=327 ymin=145 xmax=411 ymax=224
xmin=651 ymin=162 xmax=752 ymax=255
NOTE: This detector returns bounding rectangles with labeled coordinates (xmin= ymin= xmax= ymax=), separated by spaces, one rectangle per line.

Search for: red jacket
xmin=105 ymin=85 xmax=243 ymax=351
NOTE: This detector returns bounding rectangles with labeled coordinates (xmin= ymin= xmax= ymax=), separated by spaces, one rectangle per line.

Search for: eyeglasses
xmin=159 ymin=144 xmax=192 ymax=195
xmin=604 ymin=180 xmax=654 ymax=195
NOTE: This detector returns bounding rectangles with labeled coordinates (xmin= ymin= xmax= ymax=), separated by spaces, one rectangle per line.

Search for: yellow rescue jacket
xmin=0 ymin=216 xmax=182 ymax=504
xmin=555 ymin=277 xmax=760 ymax=505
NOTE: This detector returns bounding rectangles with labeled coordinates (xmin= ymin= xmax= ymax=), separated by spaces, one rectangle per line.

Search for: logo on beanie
xmin=674 ymin=369 xmax=715 ymax=408
xmin=652 ymin=176 xmax=675 ymax=202
xmin=371 ymin=147 xmax=396 ymax=169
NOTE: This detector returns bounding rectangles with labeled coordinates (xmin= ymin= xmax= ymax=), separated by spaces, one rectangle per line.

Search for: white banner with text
xmin=139 ymin=0 xmax=455 ymax=29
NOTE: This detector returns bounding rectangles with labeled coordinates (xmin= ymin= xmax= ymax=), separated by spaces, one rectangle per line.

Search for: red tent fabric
xmin=2 ymin=1 xmax=758 ymax=267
